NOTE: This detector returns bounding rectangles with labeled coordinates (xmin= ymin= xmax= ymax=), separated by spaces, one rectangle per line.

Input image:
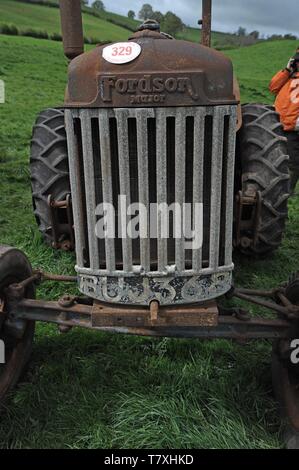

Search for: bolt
xmin=235 ymin=309 xmax=251 ymax=322
xmin=60 ymin=240 xmax=72 ymax=251
xmin=58 ymin=295 xmax=75 ymax=308
xmin=240 ymin=237 xmax=251 ymax=249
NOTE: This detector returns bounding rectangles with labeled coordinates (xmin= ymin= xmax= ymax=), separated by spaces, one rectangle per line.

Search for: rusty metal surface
xmin=0 ymin=245 xmax=36 ymax=401
xmin=36 ymin=272 xmax=77 ymax=283
xmin=4 ymin=260 xmax=298 ymax=332
xmin=4 ymin=267 xmax=296 ymax=339
xmin=233 ymin=290 xmax=299 ymax=318
xmin=65 ymin=30 xmax=237 ymax=107
xmin=234 ymin=190 xmax=262 ymax=250
xmin=48 ymin=194 xmax=75 ymax=251
xmin=9 ymin=297 xmax=291 ymax=340
xmin=201 ymin=0 xmax=212 ymax=47
xmin=91 ymin=301 xmax=219 ymax=328
xmin=150 ymin=300 xmax=159 ymax=323
xmin=59 ymin=0 xmax=84 ymax=60
xmin=106 ymin=318 xmax=290 ymax=340
xmin=4 ymin=272 xmax=296 ymax=339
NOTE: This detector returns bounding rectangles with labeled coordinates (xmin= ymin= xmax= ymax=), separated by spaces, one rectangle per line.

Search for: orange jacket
xmin=269 ymin=69 xmax=299 ymax=131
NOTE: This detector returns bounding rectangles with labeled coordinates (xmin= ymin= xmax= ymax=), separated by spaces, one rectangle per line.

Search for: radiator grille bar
xmin=136 ymin=108 xmax=153 ymax=272
xmin=209 ymin=107 xmax=225 ymax=270
xmin=115 ymin=109 xmax=133 ymax=272
xmin=156 ymin=109 xmax=168 ymax=273
xmin=65 ymin=109 xmax=86 ymax=267
xmin=224 ymin=106 xmax=238 ymax=266
xmin=80 ymin=110 xmax=99 ymax=269
xmin=175 ymin=110 xmax=186 ymax=272
xmin=98 ymin=110 xmax=116 ymax=272
xmin=192 ymin=108 xmax=206 ymax=271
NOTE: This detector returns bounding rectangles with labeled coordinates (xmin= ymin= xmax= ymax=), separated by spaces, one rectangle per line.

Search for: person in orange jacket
xmin=269 ymin=49 xmax=299 ymax=193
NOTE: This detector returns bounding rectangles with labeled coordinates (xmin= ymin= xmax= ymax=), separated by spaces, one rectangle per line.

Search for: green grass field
xmin=0 ymin=33 xmax=298 ymax=449
xmin=1 ymin=0 xmax=238 ymax=46
xmin=0 ymin=0 xmax=131 ymax=42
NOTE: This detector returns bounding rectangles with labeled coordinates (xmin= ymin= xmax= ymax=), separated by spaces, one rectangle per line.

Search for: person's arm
xmin=269 ymin=69 xmax=290 ymax=95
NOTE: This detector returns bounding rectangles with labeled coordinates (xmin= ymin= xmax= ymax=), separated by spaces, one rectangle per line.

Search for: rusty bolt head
xmin=60 ymin=240 xmax=72 ymax=252
xmin=58 ymin=295 xmax=75 ymax=308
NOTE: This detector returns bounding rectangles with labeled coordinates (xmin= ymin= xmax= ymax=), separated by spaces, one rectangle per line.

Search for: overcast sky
xmin=92 ymin=0 xmax=298 ymax=37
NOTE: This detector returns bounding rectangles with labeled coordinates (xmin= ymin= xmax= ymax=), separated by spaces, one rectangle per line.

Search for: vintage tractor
xmin=1 ymin=0 xmax=298 ymax=448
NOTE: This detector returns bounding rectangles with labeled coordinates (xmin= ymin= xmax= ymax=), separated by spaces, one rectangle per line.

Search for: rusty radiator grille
xmin=65 ymin=106 xmax=237 ymax=278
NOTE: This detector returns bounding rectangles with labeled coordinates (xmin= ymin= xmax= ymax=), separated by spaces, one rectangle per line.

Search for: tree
xmin=284 ymin=33 xmax=297 ymax=40
xmin=128 ymin=10 xmax=136 ymax=19
xmin=162 ymin=11 xmax=184 ymax=37
xmin=249 ymin=30 xmax=259 ymax=40
xmin=269 ymin=34 xmax=283 ymax=41
xmin=237 ymin=26 xmax=246 ymax=37
xmin=138 ymin=4 xmax=154 ymax=20
xmin=81 ymin=0 xmax=88 ymax=6
xmin=152 ymin=11 xmax=164 ymax=24
xmin=92 ymin=1 xmax=105 ymax=10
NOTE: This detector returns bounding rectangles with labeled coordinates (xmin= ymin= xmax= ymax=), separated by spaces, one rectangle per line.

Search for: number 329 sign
xmin=102 ymin=42 xmax=142 ymax=64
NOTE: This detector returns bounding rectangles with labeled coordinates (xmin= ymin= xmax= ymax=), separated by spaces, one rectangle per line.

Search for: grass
xmin=1 ymin=0 xmax=241 ymax=47
xmin=226 ymin=40 xmax=299 ymax=103
xmin=177 ymin=26 xmax=240 ymax=48
xmin=0 ymin=0 xmax=131 ymax=42
xmin=0 ymin=33 xmax=299 ymax=449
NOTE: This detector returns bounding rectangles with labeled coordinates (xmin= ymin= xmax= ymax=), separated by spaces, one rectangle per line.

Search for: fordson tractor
xmin=0 ymin=0 xmax=298 ymax=448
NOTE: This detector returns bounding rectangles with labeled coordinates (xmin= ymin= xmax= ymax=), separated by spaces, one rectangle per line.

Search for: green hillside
xmin=0 ymin=33 xmax=298 ymax=449
xmin=227 ymin=39 xmax=298 ymax=102
xmin=0 ymin=0 xmax=131 ymax=42
xmin=1 ymin=0 xmax=239 ymax=46
xmin=177 ymin=26 xmax=239 ymax=47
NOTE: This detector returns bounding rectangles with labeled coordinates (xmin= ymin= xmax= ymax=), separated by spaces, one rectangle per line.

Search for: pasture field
xmin=1 ymin=0 xmax=237 ymax=46
xmin=0 ymin=33 xmax=298 ymax=449
xmin=0 ymin=0 xmax=130 ymax=42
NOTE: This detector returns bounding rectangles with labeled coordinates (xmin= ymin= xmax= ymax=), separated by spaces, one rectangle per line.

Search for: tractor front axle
xmin=2 ymin=271 xmax=297 ymax=341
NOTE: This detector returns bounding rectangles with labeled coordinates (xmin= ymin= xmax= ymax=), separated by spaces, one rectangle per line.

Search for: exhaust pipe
xmin=59 ymin=0 xmax=84 ymax=60
xmin=201 ymin=0 xmax=212 ymax=47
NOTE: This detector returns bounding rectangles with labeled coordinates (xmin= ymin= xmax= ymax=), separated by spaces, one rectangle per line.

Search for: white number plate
xmin=102 ymin=42 xmax=141 ymax=65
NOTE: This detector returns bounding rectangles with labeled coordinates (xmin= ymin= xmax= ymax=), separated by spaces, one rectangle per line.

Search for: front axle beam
xmin=8 ymin=297 xmax=291 ymax=340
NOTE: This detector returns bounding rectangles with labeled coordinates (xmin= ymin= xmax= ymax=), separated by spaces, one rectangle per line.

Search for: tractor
xmin=0 ymin=0 xmax=298 ymax=448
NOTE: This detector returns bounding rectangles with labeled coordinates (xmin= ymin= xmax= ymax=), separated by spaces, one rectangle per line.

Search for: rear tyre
xmin=235 ymin=104 xmax=290 ymax=256
xmin=272 ymin=273 xmax=299 ymax=449
xmin=0 ymin=246 xmax=35 ymax=402
xmin=30 ymin=108 xmax=73 ymax=249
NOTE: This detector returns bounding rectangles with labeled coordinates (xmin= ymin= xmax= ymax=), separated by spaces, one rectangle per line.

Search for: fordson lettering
xmin=101 ymin=74 xmax=199 ymax=102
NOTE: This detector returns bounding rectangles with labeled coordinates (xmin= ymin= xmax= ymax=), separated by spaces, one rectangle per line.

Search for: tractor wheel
xmin=235 ymin=103 xmax=290 ymax=256
xmin=30 ymin=108 xmax=73 ymax=250
xmin=0 ymin=246 xmax=35 ymax=402
xmin=272 ymin=273 xmax=299 ymax=449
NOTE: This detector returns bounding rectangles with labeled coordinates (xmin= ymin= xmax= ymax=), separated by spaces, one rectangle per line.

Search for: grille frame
xmin=65 ymin=105 xmax=237 ymax=305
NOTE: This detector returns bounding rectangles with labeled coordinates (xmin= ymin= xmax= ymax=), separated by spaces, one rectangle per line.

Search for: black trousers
xmin=285 ymin=130 xmax=299 ymax=192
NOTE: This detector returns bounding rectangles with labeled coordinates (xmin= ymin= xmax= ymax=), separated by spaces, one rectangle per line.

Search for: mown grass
xmin=0 ymin=34 xmax=298 ymax=449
